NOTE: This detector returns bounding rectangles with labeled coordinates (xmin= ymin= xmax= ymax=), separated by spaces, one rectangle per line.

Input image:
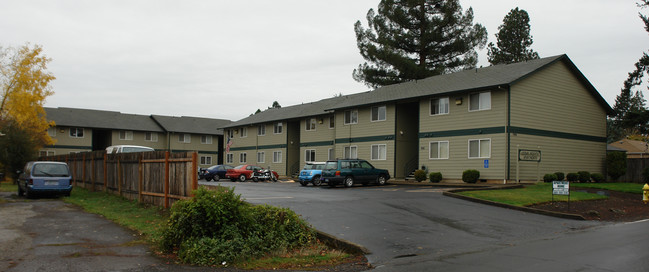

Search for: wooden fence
xmin=42 ymin=150 xmax=198 ymax=208
xmin=620 ymin=158 xmax=649 ymax=183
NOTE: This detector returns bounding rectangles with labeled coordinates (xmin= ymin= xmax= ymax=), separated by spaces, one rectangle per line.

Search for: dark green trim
xmin=258 ymin=144 xmax=287 ymax=150
xmin=45 ymin=145 xmax=92 ymax=150
xmin=510 ymin=126 xmax=607 ymax=143
xmin=300 ymin=141 xmax=334 ymax=147
xmin=229 ymin=146 xmax=258 ymax=151
xmin=229 ymin=144 xmax=287 ymax=152
xmin=335 ymin=135 xmax=395 ymax=144
xmin=419 ymin=127 xmax=505 ymax=138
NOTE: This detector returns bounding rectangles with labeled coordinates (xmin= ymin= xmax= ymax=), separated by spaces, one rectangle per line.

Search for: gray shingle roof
xmin=151 ymin=115 xmax=231 ymax=135
xmin=223 ymin=54 xmax=613 ymax=129
xmin=45 ymin=107 xmax=164 ymax=132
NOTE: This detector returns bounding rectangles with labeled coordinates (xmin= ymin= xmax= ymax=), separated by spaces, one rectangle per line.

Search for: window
xmin=468 ymin=139 xmax=491 ymax=158
xmin=258 ymin=125 xmax=265 ymax=136
xmin=371 ymin=144 xmax=387 ymax=160
xmin=257 ymin=151 xmax=265 ymax=163
xmin=178 ymin=134 xmax=191 ymax=143
xmin=47 ymin=127 xmax=56 ymax=137
xmin=274 ymin=122 xmax=283 ymax=134
xmin=429 ymin=141 xmax=449 ymax=159
xmin=240 ymin=153 xmax=247 ymax=163
xmin=119 ymin=130 xmax=133 ymax=140
xmin=145 ymin=132 xmax=158 ymax=142
xmin=371 ymin=105 xmax=386 ymax=121
xmin=469 ymin=92 xmax=491 ymax=111
xmin=70 ymin=128 xmax=84 ymax=138
xmin=306 ymin=118 xmax=316 ymax=131
xmin=305 ymin=149 xmax=316 ymax=162
xmin=328 ymin=148 xmax=335 ymax=160
xmin=201 ymin=135 xmax=212 ymax=144
xmin=200 ymin=156 xmax=212 ymax=165
xmin=344 ymin=146 xmax=357 ymax=159
xmin=344 ymin=110 xmax=358 ymax=125
xmin=39 ymin=150 xmax=54 ymax=157
xmin=430 ymin=97 xmax=449 ymax=115
xmin=227 ymin=129 xmax=234 ymax=139
xmin=240 ymin=127 xmax=247 ymax=137
xmin=329 ymin=116 xmax=335 ymax=129
xmin=226 ymin=153 xmax=234 ymax=164
xmin=273 ymin=151 xmax=282 ymax=163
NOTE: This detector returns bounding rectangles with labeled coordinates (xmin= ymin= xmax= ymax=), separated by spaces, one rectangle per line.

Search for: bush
xmin=428 ymin=172 xmax=443 ymax=183
xmin=160 ymin=187 xmax=315 ymax=265
xmin=543 ymin=174 xmax=557 ymax=183
xmin=577 ymin=171 xmax=591 ymax=183
xmin=606 ymin=151 xmax=627 ymax=181
xmin=462 ymin=169 xmax=480 ymax=183
xmin=413 ymin=169 xmax=427 ymax=182
xmin=591 ymin=173 xmax=605 ymax=183
xmin=566 ymin=173 xmax=579 ymax=182
xmin=554 ymin=172 xmax=565 ymax=181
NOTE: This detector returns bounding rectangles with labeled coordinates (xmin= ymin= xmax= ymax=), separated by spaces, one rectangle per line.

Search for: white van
xmin=106 ymin=145 xmax=154 ymax=154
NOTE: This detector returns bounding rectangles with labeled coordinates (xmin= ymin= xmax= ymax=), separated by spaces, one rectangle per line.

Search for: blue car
xmin=18 ymin=161 xmax=73 ymax=198
xmin=200 ymin=165 xmax=233 ymax=181
xmin=298 ymin=162 xmax=325 ymax=186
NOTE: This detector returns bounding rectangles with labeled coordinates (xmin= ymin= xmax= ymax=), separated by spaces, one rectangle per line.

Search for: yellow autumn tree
xmin=0 ymin=43 xmax=56 ymax=148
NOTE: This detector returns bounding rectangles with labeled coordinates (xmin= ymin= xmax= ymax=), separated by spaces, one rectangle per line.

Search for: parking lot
xmin=201 ymin=180 xmax=649 ymax=271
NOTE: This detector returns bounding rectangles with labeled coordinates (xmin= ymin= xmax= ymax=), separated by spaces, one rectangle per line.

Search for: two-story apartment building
xmin=42 ymin=107 xmax=231 ymax=167
xmin=222 ymin=55 xmax=613 ymax=182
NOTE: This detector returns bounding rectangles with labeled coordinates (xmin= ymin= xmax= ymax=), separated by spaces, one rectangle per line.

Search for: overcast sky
xmin=2 ymin=0 xmax=647 ymax=121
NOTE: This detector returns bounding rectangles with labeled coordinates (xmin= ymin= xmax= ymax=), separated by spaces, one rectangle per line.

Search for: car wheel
xmin=344 ymin=176 xmax=354 ymax=188
xmin=252 ymin=176 xmax=259 ymax=182
xmin=239 ymin=175 xmax=247 ymax=182
xmin=300 ymin=180 xmax=307 ymax=186
xmin=272 ymin=175 xmax=278 ymax=182
xmin=312 ymin=176 xmax=321 ymax=186
xmin=213 ymin=175 xmax=220 ymax=182
xmin=205 ymin=177 xmax=212 ymax=182
xmin=377 ymin=175 xmax=387 ymax=186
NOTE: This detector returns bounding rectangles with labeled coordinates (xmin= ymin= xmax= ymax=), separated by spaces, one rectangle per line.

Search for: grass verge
xmin=0 ymin=180 xmax=18 ymax=192
xmin=456 ymin=183 xmax=608 ymax=207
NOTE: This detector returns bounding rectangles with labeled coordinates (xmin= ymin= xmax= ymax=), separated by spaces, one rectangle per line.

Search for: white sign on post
xmin=552 ymin=181 xmax=570 ymax=195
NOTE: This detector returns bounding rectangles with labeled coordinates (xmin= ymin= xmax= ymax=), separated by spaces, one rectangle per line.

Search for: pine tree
xmin=487 ymin=7 xmax=539 ymax=65
xmin=353 ymin=0 xmax=487 ymax=88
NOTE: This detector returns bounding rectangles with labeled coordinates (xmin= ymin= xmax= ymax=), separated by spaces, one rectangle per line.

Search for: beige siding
xmin=510 ymin=61 xmax=606 ymax=137
xmin=334 ymin=141 xmax=395 ymax=175
xmin=301 ymin=115 xmax=335 ymax=143
xmin=335 ymin=104 xmax=396 ymax=139
xmin=419 ymin=89 xmax=507 ymax=132
xmin=50 ymin=126 xmax=93 ymax=151
xmin=111 ymin=130 xmax=166 ymax=150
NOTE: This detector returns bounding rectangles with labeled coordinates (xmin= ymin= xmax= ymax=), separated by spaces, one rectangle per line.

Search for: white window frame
xmin=305 ymin=118 xmax=316 ymax=131
xmin=468 ymin=138 xmax=491 ymax=159
xmin=201 ymin=135 xmax=212 ymax=144
xmin=429 ymin=141 xmax=449 ymax=159
xmin=344 ymin=146 xmax=358 ymax=159
xmin=227 ymin=129 xmax=234 ymax=139
xmin=371 ymin=105 xmax=386 ymax=122
xmin=119 ymin=130 xmax=133 ymax=140
xmin=178 ymin=133 xmax=191 ymax=143
xmin=273 ymin=151 xmax=282 ymax=163
xmin=240 ymin=127 xmax=247 ymax=138
xmin=200 ymin=156 xmax=212 ymax=165
xmin=257 ymin=151 xmax=265 ymax=163
xmin=344 ymin=110 xmax=358 ymax=125
xmin=226 ymin=153 xmax=234 ymax=164
xmin=469 ymin=91 xmax=491 ymax=112
xmin=258 ymin=125 xmax=266 ymax=136
xmin=371 ymin=144 xmax=387 ymax=160
xmin=69 ymin=128 xmax=84 ymax=138
xmin=39 ymin=150 xmax=54 ymax=157
xmin=305 ymin=149 xmax=316 ymax=162
xmin=430 ymin=97 xmax=450 ymax=116
xmin=328 ymin=148 xmax=335 ymax=160
xmin=274 ymin=122 xmax=283 ymax=134
xmin=329 ymin=116 xmax=335 ymax=129
xmin=47 ymin=127 xmax=56 ymax=137
xmin=239 ymin=152 xmax=247 ymax=163
xmin=145 ymin=132 xmax=158 ymax=142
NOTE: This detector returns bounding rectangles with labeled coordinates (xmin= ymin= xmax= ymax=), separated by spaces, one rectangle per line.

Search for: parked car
xmin=225 ymin=165 xmax=279 ymax=182
xmin=106 ymin=145 xmax=154 ymax=154
xmin=298 ymin=162 xmax=325 ymax=186
xmin=18 ymin=161 xmax=73 ymax=198
xmin=320 ymin=159 xmax=390 ymax=188
xmin=200 ymin=164 xmax=233 ymax=181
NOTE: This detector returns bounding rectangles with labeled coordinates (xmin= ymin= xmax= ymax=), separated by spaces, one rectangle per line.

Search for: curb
xmin=443 ymin=187 xmax=586 ymax=220
xmin=315 ymin=230 xmax=371 ymax=255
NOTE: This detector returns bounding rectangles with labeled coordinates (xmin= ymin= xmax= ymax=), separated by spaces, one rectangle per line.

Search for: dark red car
xmin=225 ymin=165 xmax=279 ymax=182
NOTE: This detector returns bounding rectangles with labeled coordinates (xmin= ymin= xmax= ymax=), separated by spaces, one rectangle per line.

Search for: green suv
xmin=320 ymin=159 xmax=390 ymax=188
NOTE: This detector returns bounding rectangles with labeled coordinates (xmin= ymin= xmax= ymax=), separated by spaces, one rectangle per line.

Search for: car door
xmin=359 ymin=160 xmax=377 ymax=182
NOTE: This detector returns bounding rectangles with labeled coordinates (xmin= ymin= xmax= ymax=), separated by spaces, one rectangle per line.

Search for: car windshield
xmin=315 ymin=164 xmax=325 ymax=170
xmin=303 ymin=164 xmax=315 ymax=170
xmin=33 ymin=164 xmax=70 ymax=177
xmin=324 ymin=161 xmax=338 ymax=170
xmin=208 ymin=165 xmax=219 ymax=170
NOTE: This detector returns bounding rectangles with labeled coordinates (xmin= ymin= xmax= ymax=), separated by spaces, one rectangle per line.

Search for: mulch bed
xmin=528 ymin=188 xmax=649 ymax=221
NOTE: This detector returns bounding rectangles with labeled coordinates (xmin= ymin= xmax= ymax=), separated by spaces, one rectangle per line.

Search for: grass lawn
xmin=0 ymin=180 xmax=17 ymax=193
xmin=456 ymin=182 xmax=608 ymax=207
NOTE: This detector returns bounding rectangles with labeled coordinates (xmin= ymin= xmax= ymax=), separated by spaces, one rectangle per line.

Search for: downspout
xmin=505 ymin=85 xmax=511 ymax=184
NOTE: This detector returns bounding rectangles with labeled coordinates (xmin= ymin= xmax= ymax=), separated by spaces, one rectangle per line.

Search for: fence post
xmin=103 ymin=153 xmax=107 ymax=192
xmin=191 ymin=152 xmax=198 ymax=196
xmin=118 ymin=156 xmax=122 ymax=196
xmin=164 ymin=151 xmax=170 ymax=209
xmin=82 ymin=153 xmax=86 ymax=188
xmin=138 ymin=156 xmax=143 ymax=204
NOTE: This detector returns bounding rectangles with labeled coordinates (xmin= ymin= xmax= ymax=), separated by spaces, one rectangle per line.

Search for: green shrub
xmin=566 ymin=173 xmax=579 ymax=182
xmin=413 ymin=169 xmax=427 ymax=182
xmin=554 ymin=172 xmax=565 ymax=181
xmin=606 ymin=151 xmax=627 ymax=181
xmin=160 ymin=187 xmax=315 ymax=265
xmin=591 ymin=173 xmax=605 ymax=183
xmin=577 ymin=171 xmax=591 ymax=183
xmin=462 ymin=169 xmax=480 ymax=183
xmin=543 ymin=174 xmax=557 ymax=183
xmin=643 ymin=167 xmax=649 ymax=183
xmin=429 ymin=172 xmax=443 ymax=183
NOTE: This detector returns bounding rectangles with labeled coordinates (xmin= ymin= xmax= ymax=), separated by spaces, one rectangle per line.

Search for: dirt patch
xmin=529 ymin=189 xmax=649 ymax=221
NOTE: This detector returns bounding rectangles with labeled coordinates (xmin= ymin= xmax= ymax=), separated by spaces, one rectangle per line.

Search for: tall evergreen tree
xmin=353 ymin=0 xmax=487 ymax=88
xmin=487 ymin=7 xmax=539 ymax=65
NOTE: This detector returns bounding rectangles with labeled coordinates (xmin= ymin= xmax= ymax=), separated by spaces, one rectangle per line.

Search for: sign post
xmin=552 ymin=180 xmax=570 ymax=209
